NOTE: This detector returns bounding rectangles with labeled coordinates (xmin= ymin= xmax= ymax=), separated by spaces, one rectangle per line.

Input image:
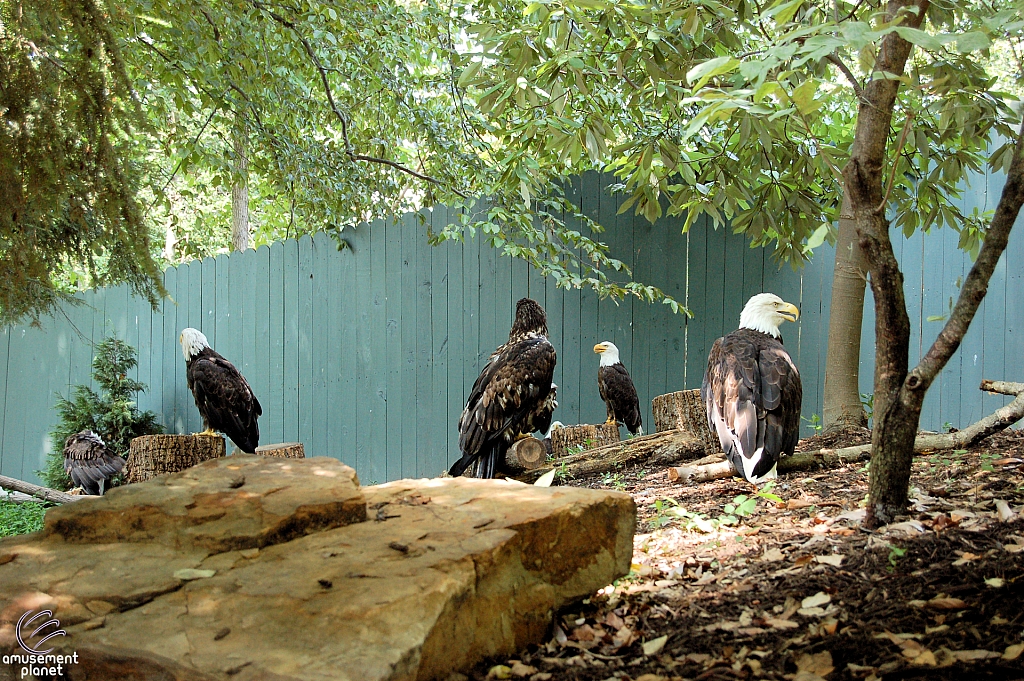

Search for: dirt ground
xmin=467 ymin=428 xmax=1024 ymax=681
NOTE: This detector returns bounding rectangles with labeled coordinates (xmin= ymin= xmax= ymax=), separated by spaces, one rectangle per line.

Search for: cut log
xmin=0 ymin=474 xmax=93 ymax=504
xmin=550 ymin=423 xmax=620 ymax=457
xmin=652 ymin=389 xmax=720 ymax=455
xmin=516 ymin=429 xmax=706 ymax=483
xmin=504 ymin=437 xmax=547 ymax=473
xmin=254 ymin=442 xmax=306 ymax=459
xmin=126 ymin=434 xmax=226 ymax=484
xmin=668 ymin=379 xmax=1024 ymax=485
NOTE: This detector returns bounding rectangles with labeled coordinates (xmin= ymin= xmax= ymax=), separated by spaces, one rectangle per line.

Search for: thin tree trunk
xmin=231 ymin=114 xmax=250 ymax=252
xmin=822 ymin=190 xmax=869 ymax=432
xmin=843 ymin=0 xmax=929 ymax=526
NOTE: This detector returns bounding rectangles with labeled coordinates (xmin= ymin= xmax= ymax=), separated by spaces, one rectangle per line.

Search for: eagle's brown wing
xmin=63 ymin=431 xmax=123 ymax=495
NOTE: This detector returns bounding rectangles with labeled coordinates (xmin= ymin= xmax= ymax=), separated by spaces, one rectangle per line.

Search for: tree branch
xmin=908 ymin=120 xmax=1024 ymax=391
xmin=251 ymin=0 xmax=469 ymax=199
xmin=874 ymin=108 xmax=916 ymax=214
xmin=826 ymin=52 xmax=864 ymax=100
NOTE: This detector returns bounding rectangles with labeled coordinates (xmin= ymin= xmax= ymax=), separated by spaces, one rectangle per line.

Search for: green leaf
xmin=686 ymin=56 xmax=740 ymax=89
xmin=955 ymin=31 xmax=991 ymax=53
xmin=892 ymin=27 xmax=943 ymax=51
xmin=806 ymin=224 xmax=830 ymax=250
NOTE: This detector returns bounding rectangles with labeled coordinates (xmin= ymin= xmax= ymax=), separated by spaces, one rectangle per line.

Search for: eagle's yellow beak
xmin=593 ymin=343 xmax=607 ymax=353
xmin=779 ymin=302 xmax=800 ymax=322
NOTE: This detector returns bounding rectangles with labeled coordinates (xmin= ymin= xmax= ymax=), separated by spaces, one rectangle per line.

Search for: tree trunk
xmin=254 ymin=442 xmax=305 ymax=459
xmin=652 ymin=389 xmax=720 ymax=454
xmin=822 ymin=190 xmax=869 ymax=433
xmin=549 ymin=423 xmax=620 ymax=457
xmin=126 ymin=434 xmax=226 ymax=483
xmin=231 ymin=114 xmax=250 ymax=253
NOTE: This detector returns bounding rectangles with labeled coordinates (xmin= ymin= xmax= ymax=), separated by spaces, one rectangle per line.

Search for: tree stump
xmin=254 ymin=442 xmax=306 ymax=459
xmin=652 ymin=389 xmax=720 ymax=454
xmin=550 ymin=423 xmax=620 ymax=457
xmin=126 ymin=434 xmax=226 ymax=483
xmin=504 ymin=437 xmax=546 ymax=473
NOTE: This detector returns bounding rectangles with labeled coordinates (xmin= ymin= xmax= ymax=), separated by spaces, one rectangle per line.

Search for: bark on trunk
xmin=822 ymin=190 xmax=869 ymax=433
xmin=231 ymin=115 xmax=250 ymax=253
xmin=126 ymin=434 xmax=226 ymax=483
xmin=550 ymin=423 xmax=620 ymax=457
xmin=254 ymin=442 xmax=305 ymax=459
xmin=652 ymin=389 xmax=720 ymax=454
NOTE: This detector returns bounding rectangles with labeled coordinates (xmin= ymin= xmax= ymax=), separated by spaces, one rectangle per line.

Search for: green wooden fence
xmin=1 ymin=173 xmax=1020 ymax=485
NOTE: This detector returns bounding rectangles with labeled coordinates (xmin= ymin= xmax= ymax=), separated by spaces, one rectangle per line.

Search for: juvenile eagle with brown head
xmin=593 ymin=341 xmax=643 ymax=435
xmin=702 ymin=293 xmax=803 ymax=483
xmin=63 ymin=430 xmax=124 ymax=495
xmin=179 ymin=328 xmax=263 ymax=453
xmin=450 ymin=298 xmax=557 ymax=478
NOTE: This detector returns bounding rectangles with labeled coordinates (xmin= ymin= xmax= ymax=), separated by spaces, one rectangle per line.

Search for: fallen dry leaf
xmin=1003 ymin=643 xmax=1024 ymax=661
xmin=801 ymin=592 xmax=831 ymax=609
xmin=486 ymin=664 xmax=512 ymax=679
xmin=762 ymin=547 xmax=786 ymax=562
xmin=924 ymin=597 xmax=969 ymax=610
xmin=635 ymin=675 xmax=667 ymax=681
xmin=815 ymin=554 xmax=844 ymax=567
xmin=995 ymin=499 xmax=1015 ymax=522
xmin=909 ymin=649 xmax=937 ymax=666
xmin=984 ymin=577 xmax=1004 ymax=588
xmin=794 ymin=650 xmax=834 ymax=676
xmin=793 ymin=554 xmax=815 ymax=567
xmin=766 ymin=618 xmax=800 ymax=630
xmin=951 ymin=649 xmax=999 ymax=661
xmin=509 ymin=661 xmax=536 ymax=677
xmin=642 ymin=634 xmax=668 ymax=656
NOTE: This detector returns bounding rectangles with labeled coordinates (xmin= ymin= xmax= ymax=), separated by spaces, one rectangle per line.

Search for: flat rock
xmin=1 ymin=470 xmax=635 ymax=681
xmin=43 ymin=455 xmax=367 ymax=552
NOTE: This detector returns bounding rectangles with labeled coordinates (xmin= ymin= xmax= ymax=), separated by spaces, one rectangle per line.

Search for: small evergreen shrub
xmin=43 ymin=337 xmax=163 ymax=489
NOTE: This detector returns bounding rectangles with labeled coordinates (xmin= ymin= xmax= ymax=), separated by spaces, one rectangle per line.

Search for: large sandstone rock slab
xmin=1 ymin=460 xmax=635 ymax=681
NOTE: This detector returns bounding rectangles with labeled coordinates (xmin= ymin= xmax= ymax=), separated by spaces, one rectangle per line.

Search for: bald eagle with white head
xmin=450 ymin=298 xmax=557 ymax=479
xmin=593 ymin=341 xmax=643 ymax=435
xmin=179 ymin=328 xmax=263 ymax=453
xmin=702 ymin=293 xmax=803 ymax=483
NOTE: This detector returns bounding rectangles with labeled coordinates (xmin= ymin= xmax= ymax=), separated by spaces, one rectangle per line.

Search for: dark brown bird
xmin=179 ymin=328 xmax=262 ymax=453
xmin=63 ymin=430 xmax=124 ymax=495
xmin=702 ymin=293 xmax=803 ymax=483
xmin=594 ymin=341 xmax=643 ymax=435
xmin=450 ymin=298 xmax=557 ymax=478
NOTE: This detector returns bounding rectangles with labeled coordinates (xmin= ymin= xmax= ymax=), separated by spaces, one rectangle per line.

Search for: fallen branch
xmin=515 ymin=429 xmax=706 ymax=483
xmin=669 ymin=379 xmax=1024 ymax=485
xmin=0 ymin=475 xmax=94 ymax=505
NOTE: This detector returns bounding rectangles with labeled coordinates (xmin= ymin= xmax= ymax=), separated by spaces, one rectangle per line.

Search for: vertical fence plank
xmin=282 ymin=239 xmax=300 ymax=443
xmin=310 ymin=234 xmax=331 ymax=460
xmin=429 ymin=207 xmax=451 ymax=474
xmin=384 ymin=216 xmax=404 ymax=480
xmin=684 ymin=220 xmax=709 ymax=392
xmin=366 ymin=220 xmax=388 ymax=483
xmin=336 ymin=228 xmax=361 ymax=469
xmin=399 ymin=214 xmax=418 ymax=478
xmin=253 ymin=246 xmax=272 ymax=447
xmin=415 ymin=213 xmax=436 ymax=475
xmin=297 ymin=236 xmax=315 ymax=450
xmin=444 ymin=212 xmax=465 ymax=466
xmin=560 ymin=176 xmax=583 ymax=425
xmin=265 ymin=244 xmax=285 ymax=446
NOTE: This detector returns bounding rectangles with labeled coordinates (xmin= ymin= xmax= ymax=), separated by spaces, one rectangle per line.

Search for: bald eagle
xmin=450 ymin=298 xmax=557 ymax=479
xmin=594 ymin=341 xmax=643 ymax=435
xmin=702 ymin=293 xmax=803 ymax=483
xmin=63 ymin=430 xmax=123 ymax=495
xmin=179 ymin=328 xmax=262 ymax=453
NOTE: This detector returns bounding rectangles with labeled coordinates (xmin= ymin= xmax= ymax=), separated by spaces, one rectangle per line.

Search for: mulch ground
xmin=464 ymin=428 xmax=1024 ymax=681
